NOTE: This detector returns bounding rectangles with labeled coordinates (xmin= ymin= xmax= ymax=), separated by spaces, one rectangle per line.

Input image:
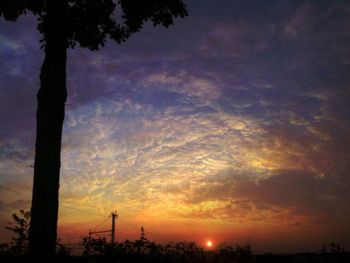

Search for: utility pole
xmin=111 ymin=211 xmax=118 ymax=244
xmin=88 ymin=211 xmax=118 ymax=244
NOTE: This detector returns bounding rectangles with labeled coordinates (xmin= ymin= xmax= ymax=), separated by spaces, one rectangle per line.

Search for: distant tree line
xmin=1 ymin=210 xmax=349 ymax=263
xmin=81 ymin=231 xmax=253 ymax=263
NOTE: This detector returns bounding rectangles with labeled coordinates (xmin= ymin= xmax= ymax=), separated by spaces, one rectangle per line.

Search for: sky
xmin=1 ymin=0 xmax=350 ymax=253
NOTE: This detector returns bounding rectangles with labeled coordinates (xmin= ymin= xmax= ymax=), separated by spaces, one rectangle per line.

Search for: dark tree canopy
xmin=0 ymin=0 xmax=188 ymax=49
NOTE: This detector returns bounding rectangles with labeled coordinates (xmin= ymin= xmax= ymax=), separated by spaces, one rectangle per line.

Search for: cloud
xmin=185 ymin=168 xmax=350 ymax=229
xmin=200 ymin=20 xmax=276 ymax=57
xmin=0 ymin=34 xmax=25 ymax=51
xmin=55 ymin=89 xmax=350 ymax=230
xmin=55 ymin=97 xmax=268 ymax=224
xmin=282 ymin=3 xmax=318 ymax=40
xmin=143 ymin=71 xmax=221 ymax=104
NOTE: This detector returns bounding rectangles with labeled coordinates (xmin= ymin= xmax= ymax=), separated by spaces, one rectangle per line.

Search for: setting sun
xmin=206 ymin=240 xmax=213 ymax=248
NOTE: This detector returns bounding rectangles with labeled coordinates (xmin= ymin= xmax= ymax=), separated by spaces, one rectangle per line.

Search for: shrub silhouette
xmin=5 ymin=210 xmax=30 ymax=256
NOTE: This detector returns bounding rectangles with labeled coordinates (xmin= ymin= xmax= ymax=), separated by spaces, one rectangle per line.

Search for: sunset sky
xmin=1 ymin=0 xmax=350 ymax=253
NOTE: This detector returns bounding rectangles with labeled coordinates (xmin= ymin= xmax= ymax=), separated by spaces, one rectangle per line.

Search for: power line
xmin=118 ymin=218 xmax=162 ymax=238
xmin=28 ymin=164 xmax=91 ymax=171
xmin=0 ymin=185 xmax=31 ymax=196
xmin=119 ymin=219 xmax=139 ymax=231
xmin=60 ymin=204 xmax=105 ymax=217
xmin=92 ymin=215 xmax=111 ymax=231
xmin=0 ymin=185 xmax=105 ymax=217
xmin=1 ymin=186 xmax=162 ymax=238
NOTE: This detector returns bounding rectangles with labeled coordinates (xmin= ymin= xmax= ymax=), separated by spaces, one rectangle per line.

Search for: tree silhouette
xmin=0 ymin=0 xmax=187 ymax=257
xmin=5 ymin=210 xmax=31 ymax=255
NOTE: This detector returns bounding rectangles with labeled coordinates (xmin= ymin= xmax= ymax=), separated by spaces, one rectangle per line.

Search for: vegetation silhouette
xmin=0 ymin=0 xmax=187 ymax=257
xmin=1 ymin=210 xmax=69 ymax=258
xmin=4 ymin=210 xmax=30 ymax=256
xmin=1 ymin=212 xmax=349 ymax=262
xmin=81 ymin=228 xmax=252 ymax=263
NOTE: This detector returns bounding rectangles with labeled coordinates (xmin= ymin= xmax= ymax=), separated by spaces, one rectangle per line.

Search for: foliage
xmin=320 ymin=243 xmax=347 ymax=263
xmin=321 ymin=243 xmax=347 ymax=254
xmin=56 ymin=240 xmax=71 ymax=257
xmin=5 ymin=210 xmax=30 ymax=255
xmin=0 ymin=0 xmax=188 ymax=50
xmin=82 ymin=237 xmax=110 ymax=257
xmin=82 ymin=228 xmax=255 ymax=263
xmin=2 ymin=210 xmax=70 ymax=257
xmin=82 ymin=238 xmax=205 ymax=263
xmin=2 ymin=230 xmax=350 ymax=263
xmin=216 ymin=243 xmax=252 ymax=263
xmin=81 ymin=227 xmax=205 ymax=262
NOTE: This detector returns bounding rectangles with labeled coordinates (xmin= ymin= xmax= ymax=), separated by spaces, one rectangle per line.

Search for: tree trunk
xmin=28 ymin=0 xmax=67 ymax=257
